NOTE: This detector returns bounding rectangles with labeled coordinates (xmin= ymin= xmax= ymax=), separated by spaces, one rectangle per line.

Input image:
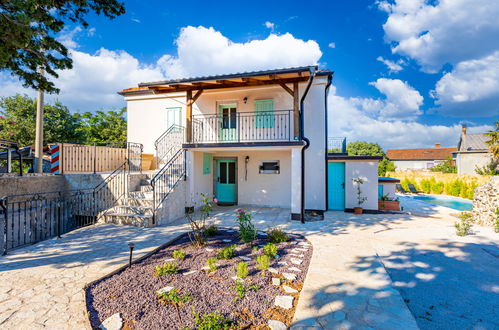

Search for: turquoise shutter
xmin=203 ymin=153 xmax=213 ymax=174
xmin=254 ymin=99 xmax=274 ymax=128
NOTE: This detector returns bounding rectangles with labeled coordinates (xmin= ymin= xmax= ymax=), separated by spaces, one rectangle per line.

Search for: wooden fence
xmin=56 ymin=143 xmax=127 ymax=173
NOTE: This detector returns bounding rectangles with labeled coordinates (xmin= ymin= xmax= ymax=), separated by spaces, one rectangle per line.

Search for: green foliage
xmin=495 ymin=209 xmax=499 ymax=233
xmin=204 ymin=225 xmax=218 ymax=237
xmin=353 ymin=177 xmax=367 ymax=206
xmin=187 ymin=193 xmax=215 ymax=247
xmin=0 ymin=1 xmax=125 ymax=93
xmin=252 ymin=246 xmax=259 ymax=252
xmin=256 ymin=255 xmax=270 ymax=270
xmin=172 ymin=249 xmax=186 ymax=260
xmin=193 ymin=310 xmax=233 ymax=330
xmin=430 ymin=157 xmax=457 ymax=173
xmin=155 ymin=262 xmax=179 ymax=276
xmin=157 ymin=288 xmax=192 ymax=306
xmin=420 ymin=179 xmax=432 ymax=193
xmin=263 ymin=243 xmax=278 ymax=259
xmin=236 ymin=262 xmax=249 ymax=279
xmin=217 ymin=245 xmax=237 ymax=260
xmin=206 ymin=258 xmax=218 ymax=272
xmin=78 ymin=108 xmax=127 ymax=143
xmin=485 ymin=121 xmax=499 ymax=159
xmin=455 ymin=218 xmax=472 ymax=237
xmin=346 ymin=141 xmax=395 ymax=176
xmin=235 ymin=209 xmax=257 ymax=243
xmin=233 ymin=280 xmax=260 ymax=303
xmin=378 ymin=157 xmax=396 ymax=176
xmin=266 ymin=228 xmax=288 ymax=243
xmin=431 ymin=180 xmax=445 ymax=194
xmin=475 ymin=159 xmax=499 ymax=175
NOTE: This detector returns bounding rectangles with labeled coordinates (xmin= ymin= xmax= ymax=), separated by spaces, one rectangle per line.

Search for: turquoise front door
xmin=328 ymin=162 xmax=345 ymax=210
xmin=216 ymin=159 xmax=237 ymax=204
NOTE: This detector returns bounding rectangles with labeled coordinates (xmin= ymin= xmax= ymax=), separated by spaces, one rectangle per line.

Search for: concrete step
xmin=111 ymin=205 xmax=153 ymax=215
xmin=103 ymin=213 xmax=154 ymax=227
xmin=139 ymin=185 xmax=153 ymax=193
xmin=128 ymin=191 xmax=153 ymax=199
xmin=120 ymin=197 xmax=154 ymax=207
xmin=140 ymin=178 xmax=151 ymax=185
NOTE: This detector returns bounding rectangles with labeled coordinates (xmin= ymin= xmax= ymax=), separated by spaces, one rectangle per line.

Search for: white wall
xmin=188 ymin=149 xmax=292 ymax=208
xmin=456 ymin=152 xmax=492 ymax=174
xmin=393 ymin=160 xmax=441 ymax=171
xmin=380 ymin=182 xmax=396 ymax=199
xmin=344 ymin=160 xmax=379 ymax=211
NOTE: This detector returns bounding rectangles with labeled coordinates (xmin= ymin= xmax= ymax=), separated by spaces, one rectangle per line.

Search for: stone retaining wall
xmin=472 ymin=176 xmax=499 ymax=226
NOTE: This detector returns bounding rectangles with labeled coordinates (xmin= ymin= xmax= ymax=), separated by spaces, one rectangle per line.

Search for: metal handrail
xmin=154 ymin=125 xmax=185 ymax=166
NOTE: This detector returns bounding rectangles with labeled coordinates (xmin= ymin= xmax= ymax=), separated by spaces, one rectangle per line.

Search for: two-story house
xmin=118 ymin=66 xmax=332 ymax=223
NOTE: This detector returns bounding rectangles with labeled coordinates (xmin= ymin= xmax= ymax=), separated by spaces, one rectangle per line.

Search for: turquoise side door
xmin=328 ymin=162 xmax=345 ymax=210
xmin=216 ymin=159 xmax=237 ymax=204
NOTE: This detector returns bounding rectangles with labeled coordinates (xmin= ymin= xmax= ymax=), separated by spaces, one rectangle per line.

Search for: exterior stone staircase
xmin=100 ymin=175 xmax=156 ymax=227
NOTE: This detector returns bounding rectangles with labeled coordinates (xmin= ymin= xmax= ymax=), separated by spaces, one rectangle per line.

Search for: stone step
xmin=140 ymin=178 xmax=151 ymax=185
xmin=103 ymin=213 xmax=154 ymax=227
xmin=111 ymin=205 xmax=153 ymax=215
xmin=120 ymin=197 xmax=154 ymax=207
xmin=139 ymin=185 xmax=153 ymax=193
xmin=128 ymin=191 xmax=153 ymax=199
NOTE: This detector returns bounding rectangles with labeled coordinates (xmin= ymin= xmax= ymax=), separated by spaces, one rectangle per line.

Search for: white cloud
xmin=431 ymin=51 xmax=499 ymax=117
xmin=328 ymin=42 xmax=336 ymax=49
xmin=264 ymin=21 xmax=275 ymax=31
xmin=157 ymin=26 xmax=321 ymax=79
xmin=378 ymin=0 xmax=499 ymax=72
xmin=328 ymin=86 xmax=491 ymax=150
xmin=376 ymin=56 xmax=404 ymax=73
xmin=57 ymin=26 xmax=84 ymax=49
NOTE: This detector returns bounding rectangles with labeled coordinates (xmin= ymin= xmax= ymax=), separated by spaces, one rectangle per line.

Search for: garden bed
xmin=86 ymin=228 xmax=312 ymax=329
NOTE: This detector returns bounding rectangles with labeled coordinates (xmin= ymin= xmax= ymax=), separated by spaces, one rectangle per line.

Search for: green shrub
xmin=157 ymin=287 xmax=192 ymax=306
xmin=217 ymin=244 xmax=237 ymax=260
xmin=267 ymin=228 xmax=288 ymax=243
xmin=263 ymin=243 xmax=278 ymax=258
xmin=232 ymin=280 xmax=260 ymax=303
xmin=252 ymin=246 xmax=259 ymax=252
xmin=193 ymin=311 xmax=233 ymax=330
xmin=235 ymin=209 xmax=257 ymax=243
xmin=455 ymin=219 xmax=472 ymax=236
xmin=206 ymin=258 xmax=217 ymax=272
xmin=256 ymin=255 xmax=270 ymax=270
xmin=155 ymin=262 xmax=179 ymax=276
xmin=236 ymin=261 xmax=249 ymax=279
xmin=420 ymin=179 xmax=432 ymax=194
xmin=495 ymin=209 xmax=499 ymax=233
xmin=431 ymin=181 xmax=444 ymax=194
xmin=401 ymin=178 xmax=412 ymax=191
xmin=458 ymin=211 xmax=474 ymax=223
xmin=172 ymin=249 xmax=186 ymax=260
xmin=204 ymin=225 xmax=218 ymax=237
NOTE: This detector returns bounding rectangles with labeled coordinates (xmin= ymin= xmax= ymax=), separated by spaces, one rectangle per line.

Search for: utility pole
xmin=34 ymin=66 xmax=44 ymax=173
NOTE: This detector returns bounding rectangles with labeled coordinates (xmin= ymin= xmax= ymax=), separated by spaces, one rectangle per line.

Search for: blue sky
xmin=1 ymin=0 xmax=498 ymax=149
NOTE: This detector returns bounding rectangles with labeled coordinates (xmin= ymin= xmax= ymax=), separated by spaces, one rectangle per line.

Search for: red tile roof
xmin=387 ymin=147 xmax=457 ymax=160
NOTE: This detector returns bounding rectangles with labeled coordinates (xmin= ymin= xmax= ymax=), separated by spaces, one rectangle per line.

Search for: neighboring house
xmin=387 ymin=143 xmax=457 ymax=171
xmin=454 ymin=126 xmax=493 ymax=175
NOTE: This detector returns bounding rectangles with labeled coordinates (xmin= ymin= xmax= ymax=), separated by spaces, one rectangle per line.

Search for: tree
xmin=0 ymin=94 xmax=84 ymax=145
xmin=78 ymin=108 xmax=127 ymax=143
xmin=0 ymin=0 xmax=125 ymax=93
xmin=430 ymin=156 xmax=457 ymax=173
xmin=485 ymin=121 xmax=499 ymax=159
xmin=346 ymin=141 xmax=396 ymax=176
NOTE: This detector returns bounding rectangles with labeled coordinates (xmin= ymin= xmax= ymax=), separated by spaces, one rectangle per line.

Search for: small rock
xmin=288 ymin=266 xmax=301 ymax=272
xmin=290 ymin=258 xmax=303 ymax=265
xmin=205 ymin=248 xmax=214 ymax=252
xmin=268 ymin=320 xmax=287 ymax=330
xmin=277 ymin=261 xmax=288 ymax=266
xmin=183 ymin=270 xmax=197 ymax=276
xmin=283 ymin=273 xmax=297 ymax=281
xmin=282 ymin=285 xmax=298 ymax=293
xmin=298 ymin=242 xmax=310 ymax=247
xmin=164 ymin=258 xmax=175 ymax=262
xmin=274 ymin=295 xmax=294 ymax=309
xmin=272 ymin=278 xmax=281 ymax=286
xmin=201 ymin=266 xmax=210 ymax=271
xmin=156 ymin=286 xmax=174 ymax=295
xmin=235 ymin=247 xmax=243 ymax=251
xmin=240 ymin=256 xmax=251 ymax=261
xmin=260 ymin=232 xmax=268 ymax=236
xmin=268 ymin=267 xmax=278 ymax=274
xmin=290 ymin=254 xmax=305 ymax=258
xmin=275 ymin=254 xmax=280 ymax=259
xmin=99 ymin=313 xmax=122 ymax=330
xmin=231 ymin=276 xmax=241 ymax=281
xmin=222 ymin=239 xmax=232 ymax=242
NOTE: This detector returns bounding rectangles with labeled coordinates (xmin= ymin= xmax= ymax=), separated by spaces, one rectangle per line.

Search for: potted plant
xmin=353 ymin=177 xmax=367 ymax=214
xmin=378 ymin=194 xmax=400 ymax=211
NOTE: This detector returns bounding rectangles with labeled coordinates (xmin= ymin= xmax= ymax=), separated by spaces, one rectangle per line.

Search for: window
xmin=259 ymin=160 xmax=280 ymax=174
xmin=254 ymin=99 xmax=274 ymax=128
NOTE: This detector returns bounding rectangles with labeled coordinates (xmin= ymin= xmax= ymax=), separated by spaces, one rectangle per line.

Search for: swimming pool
xmin=410 ymin=194 xmax=473 ymax=211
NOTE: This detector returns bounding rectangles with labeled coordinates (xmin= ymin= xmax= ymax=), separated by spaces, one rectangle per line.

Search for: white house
xmin=387 ymin=143 xmax=457 ymax=171
xmin=454 ymin=126 xmax=494 ymax=175
xmin=120 ymin=67 xmax=333 ymax=222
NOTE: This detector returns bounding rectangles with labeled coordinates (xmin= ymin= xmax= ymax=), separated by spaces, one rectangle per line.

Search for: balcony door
xmin=218 ymin=104 xmax=237 ymax=142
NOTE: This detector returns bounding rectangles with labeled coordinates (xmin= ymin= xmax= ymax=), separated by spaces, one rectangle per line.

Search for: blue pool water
xmin=411 ymin=195 xmax=472 ymax=211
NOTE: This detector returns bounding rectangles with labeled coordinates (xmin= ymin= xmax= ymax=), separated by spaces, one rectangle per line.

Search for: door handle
xmin=341 ymin=182 xmax=345 ymax=188
xmin=217 ymin=177 xmax=220 ymax=182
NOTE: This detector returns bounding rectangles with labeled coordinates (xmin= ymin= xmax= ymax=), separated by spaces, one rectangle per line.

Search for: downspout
xmin=324 ymin=73 xmax=333 ymax=211
xmin=299 ymin=66 xmax=316 ymax=223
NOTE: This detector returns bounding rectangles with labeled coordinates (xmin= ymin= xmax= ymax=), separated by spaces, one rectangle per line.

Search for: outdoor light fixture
xmin=245 ymin=156 xmax=250 ymax=181
xmin=128 ymin=242 xmax=135 ymax=268
xmin=243 ymin=97 xmax=248 ymax=104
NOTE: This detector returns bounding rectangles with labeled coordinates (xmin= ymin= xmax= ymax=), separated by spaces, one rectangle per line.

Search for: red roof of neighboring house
xmin=387 ymin=147 xmax=457 ymax=160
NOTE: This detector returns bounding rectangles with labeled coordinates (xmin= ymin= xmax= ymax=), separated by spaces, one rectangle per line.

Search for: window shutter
xmin=203 ymin=153 xmax=213 ymax=174
xmin=254 ymin=99 xmax=274 ymax=128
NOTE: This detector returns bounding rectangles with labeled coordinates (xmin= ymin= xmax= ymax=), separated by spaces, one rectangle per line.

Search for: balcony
xmin=189 ymin=110 xmax=298 ymax=145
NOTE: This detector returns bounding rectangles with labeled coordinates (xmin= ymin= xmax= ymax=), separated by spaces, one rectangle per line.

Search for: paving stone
xmin=290 ymin=258 xmax=303 ymax=265
xmin=164 ymin=258 xmax=175 ymax=262
xmin=183 ymin=270 xmax=197 ymax=276
xmin=290 ymin=254 xmax=305 ymax=258
xmin=274 ymin=296 xmax=294 ymax=309
xmin=205 ymin=248 xmax=214 ymax=252
xmin=268 ymin=319 xmax=287 ymax=330
xmin=99 ymin=313 xmax=122 ymax=330
xmin=268 ymin=267 xmax=278 ymax=274
xmin=283 ymin=273 xmax=297 ymax=281
xmin=240 ymin=256 xmax=252 ymax=261
xmin=201 ymin=266 xmax=210 ymax=271
xmin=288 ymin=266 xmax=301 ymax=272
xmin=222 ymin=239 xmax=232 ymax=242
xmin=231 ymin=276 xmax=241 ymax=281
xmin=272 ymin=278 xmax=281 ymax=286
xmin=155 ymin=286 xmax=174 ymax=295
xmin=282 ymin=285 xmax=298 ymax=293
xmin=277 ymin=261 xmax=288 ymax=266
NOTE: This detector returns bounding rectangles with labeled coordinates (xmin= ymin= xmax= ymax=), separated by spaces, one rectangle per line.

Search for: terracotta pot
xmin=378 ymin=200 xmax=400 ymax=211
xmin=353 ymin=207 xmax=363 ymax=215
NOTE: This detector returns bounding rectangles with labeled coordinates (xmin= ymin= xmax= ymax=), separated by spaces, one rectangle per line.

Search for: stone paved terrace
xmin=0 ymin=202 xmax=497 ymax=329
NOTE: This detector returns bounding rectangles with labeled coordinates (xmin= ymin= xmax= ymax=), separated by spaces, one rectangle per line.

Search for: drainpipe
xmin=324 ymin=73 xmax=333 ymax=211
xmin=299 ymin=66 xmax=316 ymax=223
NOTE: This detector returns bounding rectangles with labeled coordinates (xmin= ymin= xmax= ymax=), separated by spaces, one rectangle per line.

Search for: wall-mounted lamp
xmin=128 ymin=242 xmax=135 ymax=268
xmin=245 ymin=156 xmax=250 ymax=181
xmin=243 ymin=97 xmax=248 ymax=104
